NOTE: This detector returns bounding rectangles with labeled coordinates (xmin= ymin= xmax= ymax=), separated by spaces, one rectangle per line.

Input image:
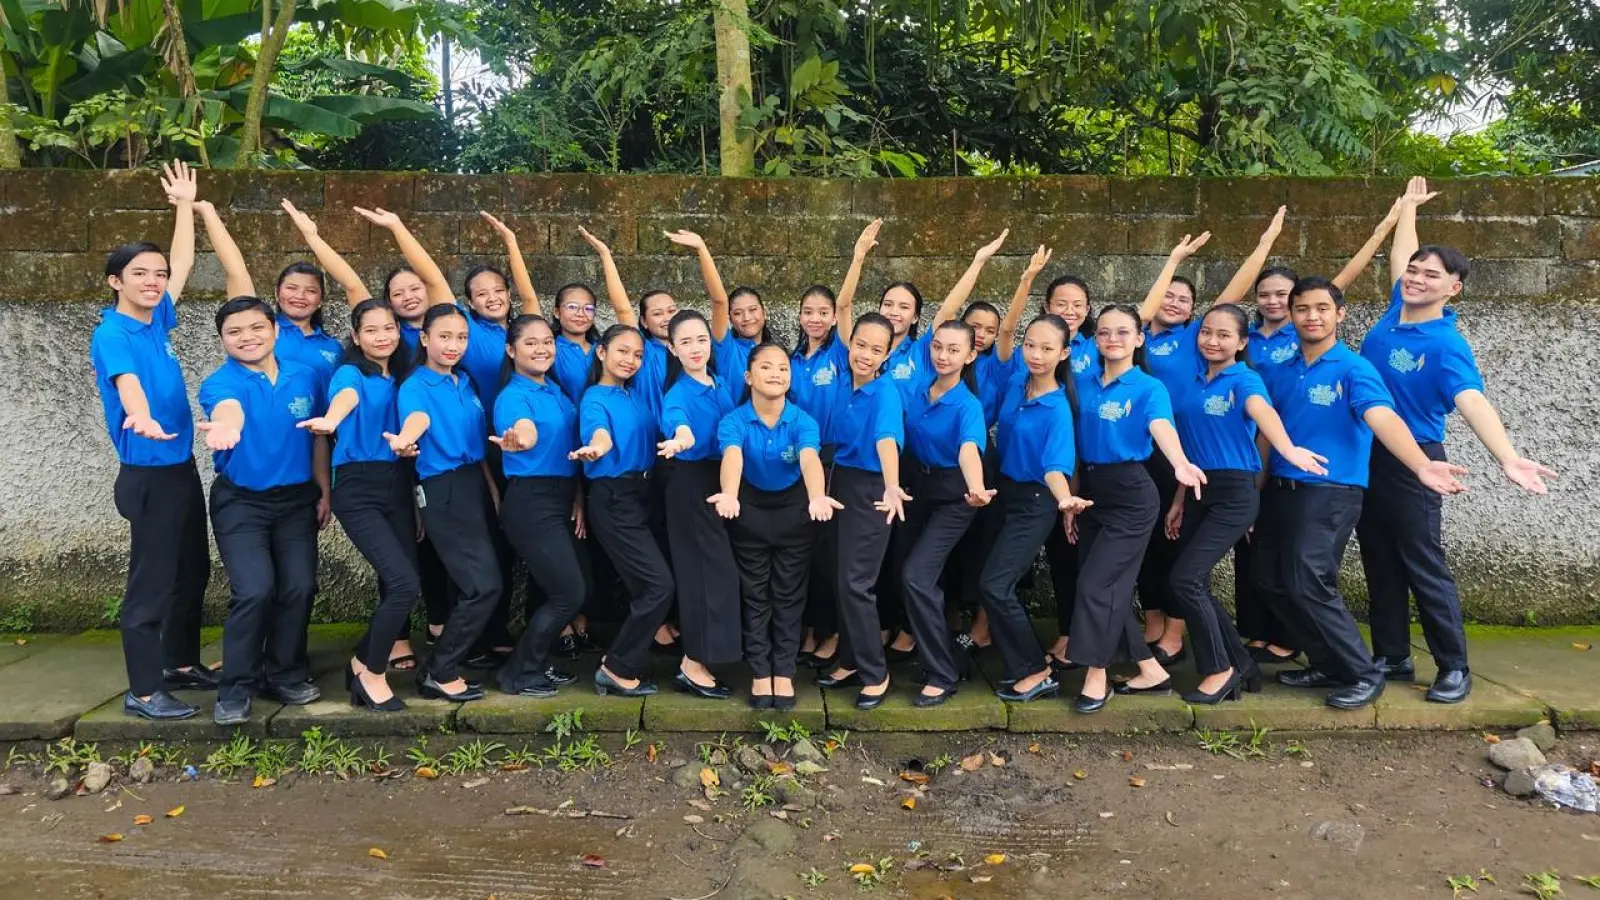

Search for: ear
xmin=1445 ymin=277 xmax=1464 ymax=300
xmin=106 ymin=274 xmax=122 ymax=293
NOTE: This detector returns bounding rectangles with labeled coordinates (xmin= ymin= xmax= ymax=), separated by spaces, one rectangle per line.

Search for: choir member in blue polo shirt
xmin=390 ymin=304 xmax=503 ymax=705
xmin=712 ymin=344 xmax=840 ymax=709
xmin=1257 ymin=275 xmax=1468 ymax=711
xmin=892 ymin=321 xmax=992 ymax=706
xmin=296 ymin=299 xmax=418 ymax=713
xmin=490 ymin=315 xmax=591 ymax=699
xmin=198 ymin=297 xmax=328 ymax=726
xmin=549 ymin=284 xmax=602 ymax=404
xmin=815 ymin=313 xmax=906 ymax=711
xmin=1161 ymin=304 xmax=1328 ymax=705
xmin=578 ymin=225 xmax=682 ymax=420
xmin=1070 ymin=304 xmax=1208 ymax=714
xmin=658 ymin=229 xmax=773 ymax=380
xmin=973 ymin=315 xmax=1087 ymax=703
xmin=656 ymin=310 xmax=741 ymax=700
xmin=90 ymin=162 xmax=213 ymax=722
xmin=577 ymin=324 xmax=676 ymax=697
xmin=1355 ymin=178 xmax=1555 ymax=704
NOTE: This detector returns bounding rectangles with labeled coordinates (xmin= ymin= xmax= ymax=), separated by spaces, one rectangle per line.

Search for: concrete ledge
xmin=820 ymin=663 xmax=1007 ymax=732
xmin=1 ymin=631 xmax=130 ymax=740
xmin=0 ymin=635 xmax=65 ymax=669
xmin=1420 ymin=625 xmax=1600 ymax=729
xmin=457 ymin=656 xmax=643 ymax=734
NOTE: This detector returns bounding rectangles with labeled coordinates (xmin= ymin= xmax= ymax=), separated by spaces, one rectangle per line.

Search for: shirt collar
xmin=413 ymin=366 xmax=461 ymax=388
xmin=1299 ymin=340 xmax=1355 ymax=370
xmin=1392 ymin=306 xmax=1460 ymax=332
xmin=276 ymin=313 xmax=324 ymax=338
xmin=1020 ymin=384 xmax=1066 ymax=408
xmin=1200 ymin=361 xmax=1251 ymax=384
xmin=104 ymin=305 xmax=156 ymax=334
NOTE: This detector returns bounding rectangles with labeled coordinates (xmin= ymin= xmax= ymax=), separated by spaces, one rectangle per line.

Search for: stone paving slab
xmin=1 ymin=631 xmax=134 ymax=741
xmin=963 ymin=649 xmax=1193 ymax=733
xmin=642 ymin=676 xmax=826 ymax=734
xmin=75 ymin=634 xmax=237 ymax=742
xmin=1375 ymin=652 xmax=1547 ymax=731
xmin=1420 ymin=625 xmax=1600 ymax=729
xmin=0 ymin=635 xmax=65 ymax=669
xmin=820 ymin=662 xmax=1007 ymax=732
xmin=456 ymin=654 xmax=643 ymax=734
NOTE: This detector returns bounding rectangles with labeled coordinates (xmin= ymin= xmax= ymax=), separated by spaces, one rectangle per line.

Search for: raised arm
xmin=480 ymin=213 xmax=541 ymax=316
xmin=1390 ymin=176 xmax=1439 ymax=286
xmin=159 ymin=161 xmax=197 ymax=302
xmin=194 ymin=201 xmax=256 ymax=299
xmin=997 ymin=245 xmax=1052 ymax=363
xmin=930 ymin=230 xmax=1008 ymax=330
xmin=1333 ymin=195 xmax=1402 ymax=292
xmin=577 ymin=226 xmax=634 ymax=326
xmin=1138 ymin=232 xmax=1211 ymax=324
xmin=665 ymin=230 xmax=730 ymax=338
xmin=356 ymin=207 xmax=453 ymax=306
xmin=282 ymin=200 xmax=371 ymax=306
xmin=1213 ymin=206 xmax=1286 ymax=304
xmin=835 ymin=218 xmax=882 ymax=343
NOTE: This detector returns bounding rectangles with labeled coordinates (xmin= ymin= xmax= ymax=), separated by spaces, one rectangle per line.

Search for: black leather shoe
xmin=554 ymin=634 xmax=581 ymax=659
xmin=1426 ymin=669 xmax=1471 ymax=704
xmin=772 ymin=693 xmax=797 ymax=711
xmin=1277 ymin=667 xmax=1339 ymax=689
xmin=816 ymin=670 xmax=863 ymax=689
xmin=855 ymin=689 xmax=889 ymax=710
xmin=1181 ymin=672 xmax=1243 ymax=705
xmin=1113 ymin=677 xmax=1173 ymax=696
xmin=543 ymin=667 xmax=578 ymax=686
xmin=1373 ymin=656 xmax=1416 ymax=682
xmin=124 ymin=690 xmax=199 ymax=721
xmin=913 ymin=688 xmax=956 ymax=708
xmin=748 ymin=693 xmax=774 ymax=710
xmin=213 ymin=697 xmax=251 ymax=726
xmin=804 ymin=651 xmax=838 ymax=670
xmin=593 ymin=667 xmax=657 ymax=697
xmin=350 ymin=677 xmax=407 ymax=712
xmin=1148 ymin=643 xmax=1188 ymax=666
xmin=674 ymin=671 xmax=731 ymax=700
xmin=1250 ymin=645 xmax=1303 ymax=665
xmin=464 ymin=651 xmax=508 ymax=669
xmin=163 ymin=665 xmax=219 ymax=691
xmin=1048 ymin=655 xmax=1083 ymax=675
xmin=261 ymin=680 xmax=322 ymax=705
xmin=884 ymin=644 xmax=918 ymax=665
xmin=418 ymin=674 xmax=486 ymax=701
xmin=997 ymin=677 xmax=1060 ymax=703
xmin=1074 ymin=688 xmax=1112 ymax=714
xmin=650 ymin=637 xmax=681 ymax=656
xmin=573 ymin=631 xmax=605 ymax=654
xmin=507 ymin=677 xmax=560 ymax=699
xmin=1326 ymin=678 xmax=1385 ymax=710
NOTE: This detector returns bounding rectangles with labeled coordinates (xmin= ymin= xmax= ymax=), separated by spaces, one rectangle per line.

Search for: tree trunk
xmin=712 ymin=0 xmax=755 ymax=177
xmin=0 ymin=110 xmax=21 ymax=168
xmin=236 ymin=0 xmax=298 ymax=167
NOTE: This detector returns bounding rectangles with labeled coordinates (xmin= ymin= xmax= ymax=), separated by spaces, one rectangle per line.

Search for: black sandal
xmin=388 ymin=653 xmax=418 ymax=672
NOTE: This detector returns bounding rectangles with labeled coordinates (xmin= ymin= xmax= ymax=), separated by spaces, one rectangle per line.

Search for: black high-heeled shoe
xmin=748 ymin=692 xmax=774 ymax=710
xmin=913 ymin=688 xmax=956 ymax=708
xmin=1181 ymin=671 xmax=1242 ymax=705
xmin=772 ymin=693 xmax=797 ymax=712
xmin=351 ymin=674 xmax=407 ymax=712
xmin=674 ymin=671 xmax=731 ymax=700
xmin=1074 ymin=688 xmax=1112 ymax=714
xmin=817 ymin=670 xmax=862 ymax=689
xmin=855 ymin=687 xmax=889 ymax=710
xmin=417 ymin=673 xmax=484 ymax=702
xmin=1249 ymin=645 xmax=1302 ymax=665
xmin=1048 ymin=655 xmax=1083 ymax=675
xmin=593 ymin=667 xmax=658 ymax=697
xmin=1113 ymin=677 xmax=1173 ymax=696
xmin=1242 ymin=671 xmax=1264 ymax=693
xmin=1148 ymin=643 xmax=1187 ymax=666
xmin=997 ymin=677 xmax=1060 ymax=703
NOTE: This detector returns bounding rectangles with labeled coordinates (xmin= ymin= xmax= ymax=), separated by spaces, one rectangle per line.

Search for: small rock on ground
xmin=1503 ymin=767 xmax=1539 ymax=798
xmin=733 ymin=746 xmax=767 ymax=776
xmin=776 ymin=779 xmax=817 ymax=809
xmin=733 ymin=817 xmax=795 ymax=854
xmin=81 ymin=762 xmax=112 ymax=795
xmin=1310 ymin=821 xmax=1364 ymax=853
xmin=46 ymin=778 xmax=70 ymax=801
xmin=671 ymin=763 xmax=704 ymax=790
xmin=1488 ymin=737 xmax=1546 ymax=771
xmin=128 ymin=757 xmax=155 ymax=784
xmin=791 ymin=738 xmax=823 ymax=764
xmin=1515 ymin=723 xmax=1558 ymax=753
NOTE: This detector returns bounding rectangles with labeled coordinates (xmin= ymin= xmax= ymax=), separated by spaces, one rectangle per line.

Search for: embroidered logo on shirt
xmin=288 ymin=396 xmax=312 ymax=418
xmin=1203 ymin=390 xmax=1234 ymax=417
xmin=1307 ymin=383 xmax=1340 ymax=407
xmin=891 ymin=360 xmax=915 ymax=380
xmin=1270 ymin=342 xmax=1298 ymax=364
xmin=1098 ymin=398 xmax=1133 ymax=421
xmin=320 ymin=349 xmax=339 ymax=364
xmin=1149 ymin=341 xmax=1176 ymax=357
xmin=469 ymin=393 xmax=483 ymax=409
xmin=1072 ymin=354 xmax=1091 ymax=374
xmin=164 ymin=341 xmax=179 ymax=361
xmin=813 ymin=364 xmax=834 ymax=386
xmin=1387 ymin=347 xmax=1426 ymax=373
xmin=781 ymin=445 xmax=798 ymax=464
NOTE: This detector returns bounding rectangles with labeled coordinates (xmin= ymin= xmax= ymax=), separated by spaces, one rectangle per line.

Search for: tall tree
xmin=712 ymin=0 xmax=754 ymax=175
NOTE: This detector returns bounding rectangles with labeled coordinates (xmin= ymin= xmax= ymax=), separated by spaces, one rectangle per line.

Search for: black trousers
xmin=1359 ymin=443 xmax=1468 ymax=671
xmin=803 ymin=447 xmax=839 ymax=639
xmin=332 ymin=462 xmax=421 ymax=674
xmin=113 ymin=460 xmax=209 ymax=697
xmin=665 ymin=459 xmax=742 ymax=665
xmin=1233 ymin=535 xmax=1291 ymax=647
xmin=873 ymin=448 xmax=915 ymax=635
xmin=1043 ymin=516 xmax=1078 ymax=637
xmin=1072 ymin=463 xmax=1159 ymax=669
xmin=831 ymin=465 xmax=892 ymax=685
xmin=1255 ymin=480 xmax=1378 ymax=685
xmin=895 ymin=467 xmax=974 ymax=690
xmin=1168 ymin=470 xmax=1260 ymax=678
xmin=497 ymin=477 xmax=589 ymax=691
xmin=731 ymin=482 xmax=813 ymax=678
xmin=418 ymin=464 xmax=502 ymax=683
xmin=1136 ymin=454 xmax=1183 ymax=618
xmin=211 ymin=478 xmax=319 ymax=703
xmin=477 ymin=450 xmax=546 ymax=656
xmin=977 ymin=479 xmax=1056 ymax=683
xmin=588 ymin=474 xmax=675 ymax=680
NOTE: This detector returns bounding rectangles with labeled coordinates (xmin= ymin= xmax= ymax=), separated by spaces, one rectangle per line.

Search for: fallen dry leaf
xmin=699 ymin=767 xmax=719 ymax=788
xmin=1129 ymin=776 xmax=1147 ymax=788
xmin=769 ymin=810 xmax=788 ymax=820
xmin=849 ymin=863 xmax=876 ymax=875
xmin=133 ymin=815 xmax=153 ymax=826
xmin=100 ymin=834 xmax=123 ymax=843
xmin=165 ymin=805 xmax=185 ymax=818
xmin=768 ymin=761 xmax=794 ymax=777
xmin=1482 ymin=734 xmax=1501 ymax=744
xmin=13 ymin=639 xmax=25 ymax=646
xmin=501 ymin=763 xmax=528 ymax=773
xmin=899 ymin=771 xmax=930 ymax=785
xmin=687 ymin=798 xmax=712 ymax=811
xmin=901 ymin=796 xmax=917 ymax=810
xmin=1121 ymin=750 xmax=1133 ymax=762
xmin=1574 ymin=642 xmax=1593 ymax=651
xmin=987 ymin=751 xmax=1004 ymax=767
xmin=414 ymin=766 xmax=439 ymax=779
xmin=824 ymin=740 xmax=839 ymax=754
xmin=1073 ymin=770 xmax=1087 ymax=780
xmin=645 ymin=744 xmax=658 ymax=764
xmin=683 ymin=815 xmax=704 ymax=824
xmin=368 ymin=848 xmax=388 ymax=860
xmin=252 ymin=776 xmax=276 ymax=789
xmin=1164 ymin=810 xmax=1177 ymax=826
xmin=984 ymin=853 xmax=1006 ymax=865
xmin=580 ymin=854 xmax=606 ymax=868
xmin=959 ymin=753 xmax=985 ymax=772
xmin=1027 ymin=742 xmax=1042 ymax=754
xmin=461 ymin=777 xmax=490 ymax=790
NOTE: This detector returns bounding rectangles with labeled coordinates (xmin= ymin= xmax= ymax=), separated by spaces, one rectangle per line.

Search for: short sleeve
xmin=1237 ymin=369 xmax=1269 ymax=403
xmin=492 ymin=387 xmax=521 ymax=434
xmin=197 ymin=373 xmax=235 ymax=418
xmin=328 ymin=366 xmax=360 ymax=399
xmin=1440 ymin=337 xmax=1485 ymax=401
xmin=1143 ymin=379 xmax=1174 ymax=426
xmin=717 ymin=411 xmax=745 ymax=454
xmin=1040 ymin=404 xmax=1077 ymax=478
xmin=579 ymin=392 xmax=610 ymax=442
xmin=795 ymin=410 xmax=821 ymax=451
xmin=1384 ymin=278 xmax=1404 ymax=318
xmin=872 ymin=385 xmax=905 ymax=446
xmin=1345 ymin=359 xmax=1395 ymax=417
xmin=91 ymin=329 xmax=136 ymax=381
xmin=396 ymin=380 xmax=425 ymax=420
xmin=660 ymin=389 xmax=691 ymax=437
xmin=913 ymin=331 xmax=933 ymax=368
xmin=957 ymin=394 xmax=986 ymax=451
xmin=155 ymin=293 xmax=177 ymax=333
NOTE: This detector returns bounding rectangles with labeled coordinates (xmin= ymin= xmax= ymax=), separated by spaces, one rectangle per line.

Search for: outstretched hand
xmin=122 ymin=413 xmax=177 ymax=441
xmin=197 ymin=419 xmax=240 ymax=452
xmin=1418 ymin=459 xmax=1469 ymax=497
xmin=1501 ymin=457 xmax=1556 ymax=495
xmin=808 ymin=495 xmax=844 ymax=522
xmin=706 ymin=492 xmax=740 ymax=520
xmin=281 ymin=199 xmax=318 ymax=236
xmin=974 ymin=229 xmax=1010 ymax=262
xmin=663 ymin=229 xmax=706 ymax=252
xmin=854 ymin=219 xmax=883 ymax=259
xmin=1024 ymin=245 xmax=1053 ymax=277
xmin=161 ymin=160 xmax=197 ymax=206
xmin=353 ymin=206 xmax=403 ymax=229
xmin=1170 ymin=231 xmax=1212 ymax=260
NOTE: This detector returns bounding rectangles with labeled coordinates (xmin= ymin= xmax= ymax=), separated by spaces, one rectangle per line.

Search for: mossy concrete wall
xmin=0 ymin=171 xmax=1594 ymax=629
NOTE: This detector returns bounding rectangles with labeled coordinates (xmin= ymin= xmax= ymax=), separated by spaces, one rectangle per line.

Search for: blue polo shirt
xmin=636 ymin=339 xmax=671 ymax=425
xmin=1358 ymin=280 xmax=1485 ymax=445
xmin=552 ymin=335 xmax=594 ymax=404
xmin=579 ymin=384 xmax=655 ymax=479
xmin=1069 ymin=333 xmax=1101 ymax=379
xmin=90 ymin=292 xmax=194 ymax=466
xmin=1143 ymin=321 xmax=1203 ymax=397
xmin=198 ymin=357 xmax=323 ymax=490
xmin=1247 ymin=322 xmax=1300 ymax=373
xmin=1075 ymin=367 xmax=1174 ymax=465
xmin=399 ymin=320 xmax=423 ymax=356
xmin=1173 ymin=363 xmax=1269 ymax=473
xmin=396 ymin=367 xmax=486 ymax=481
xmin=714 ymin=333 xmax=758 ymax=384
xmin=274 ymin=315 xmax=343 ymax=388
xmin=830 ymin=376 xmax=904 ymax=473
xmin=884 ymin=332 xmax=932 ymax=404
xmin=972 ymin=351 xmax=1020 ymax=428
xmin=494 ymin=373 xmax=578 ymax=479
xmin=1261 ymin=342 xmax=1395 ymax=487
xmin=790 ymin=337 xmax=847 ymax=422
xmin=905 ymin=380 xmax=986 ymax=469
xmin=459 ymin=309 xmax=509 ymax=415
xmin=995 ymin=381 xmax=1077 ymax=485
xmin=661 ymin=374 xmax=737 ymax=463
xmin=327 ymin=364 xmax=399 ymax=467
xmin=718 ymin=401 xmax=821 ymax=492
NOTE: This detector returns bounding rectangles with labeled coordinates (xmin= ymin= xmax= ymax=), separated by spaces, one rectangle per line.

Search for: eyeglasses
xmin=1096 ymin=328 xmax=1137 ymax=339
xmin=562 ymin=304 xmax=597 ymax=315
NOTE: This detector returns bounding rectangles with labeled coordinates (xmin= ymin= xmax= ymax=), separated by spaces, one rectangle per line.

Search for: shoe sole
xmin=124 ymin=708 xmax=200 ymax=721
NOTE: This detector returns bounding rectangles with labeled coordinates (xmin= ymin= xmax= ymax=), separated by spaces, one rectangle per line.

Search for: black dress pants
xmin=1136 ymin=454 xmax=1183 ymax=618
xmin=666 ymin=459 xmax=742 ymax=665
xmin=1233 ymin=535 xmax=1292 ymax=647
xmin=1072 ymin=463 xmax=1159 ymax=669
xmin=1043 ymin=516 xmax=1078 ymax=637
xmin=332 ymin=462 xmax=421 ymax=674
xmin=801 ymin=448 xmax=839 ymax=641
xmin=211 ymin=478 xmax=319 ymax=704
xmin=113 ymin=459 xmax=209 ymax=697
xmin=1168 ymin=470 xmax=1260 ymax=678
xmin=588 ymin=474 xmax=675 ymax=680
xmin=831 ymin=465 xmax=892 ymax=685
xmin=1255 ymin=480 xmax=1379 ymax=685
xmin=1359 ymin=443 xmax=1468 ymax=671
xmin=895 ymin=467 xmax=974 ymax=690
xmin=418 ymin=464 xmax=502 ymax=683
xmin=731 ymin=482 xmax=813 ymax=678
xmin=976 ymin=479 xmax=1056 ymax=683
xmin=498 ymin=477 xmax=589 ymax=691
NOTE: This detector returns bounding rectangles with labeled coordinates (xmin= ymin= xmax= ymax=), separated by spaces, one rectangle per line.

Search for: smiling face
xmin=220 ymin=308 xmax=277 ymax=366
xmin=1156 ymin=280 xmax=1194 ymax=328
xmin=1198 ymin=309 xmax=1246 ymax=365
xmin=508 ymin=319 xmax=557 ymax=377
xmin=353 ymin=306 xmax=400 ymax=364
xmin=557 ymin=288 xmax=597 ymax=338
xmin=421 ymin=313 xmax=469 ymax=370
xmin=387 ymin=270 xmax=429 ymax=322
xmin=963 ymin=308 xmax=1000 ymax=353
xmin=467 ymin=270 xmax=511 ymax=323
xmin=641 ymin=293 xmax=679 ymax=340
xmin=879 ymin=286 xmax=919 ymax=338
xmin=729 ymin=292 xmax=766 ymax=340
xmin=669 ymin=317 xmax=713 ymax=374
xmin=929 ymin=326 xmax=976 ymax=379
xmin=1094 ymin=309 xmax=1144 ymax=365
xmin=1044 ymin=282 xmax=1089 ymax=333
xmin=109 ymin=251 xmax=170 ymax=314
xmin=1401 ymin=252 xmax=1464 ymax=307
xmin=848 ymin=321 xmax=892 ymax=381
xmin=276 ymin=272 xmax=324 ymax=324
xmin=799 ymin=291 xmax=836 ymax=342
xmin=1254 ymin=274 xmax=1294 ymax=325
xmin=1021 ymin=320 xmax=1068 ymax=378
xmin=746 ymin=345 xmax=792 ymax=401
xmin=598 ymin=330 xmax=644 ymax=382
xmin=1290 ymin=289 xmax=1345 ymax=345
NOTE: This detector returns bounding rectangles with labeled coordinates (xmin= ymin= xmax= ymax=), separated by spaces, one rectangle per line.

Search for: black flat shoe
xmin=593 ymin=667 xmax=657 ymax=697
xmin=804 ymin=652 xmax=838 ymax=670
xmin=1373 ymin=656 xmax=1416 ymax=683
xmin=650 ymin=638 xmax=681 ymax=656
xmin=261 ymin=680 xmax=322 ymax=705
xmin=1048 ymin=655 xmax=1083 ymax=675
xmin=573 ymin=631 xmax=604 ymax=654
xmin=1426 ymin=669 xmax=1471 ymax=704
xmin=163 ymin=665 xmax=220 ymax=691
xmin=884 ymin=645 xmax=917 ymax=665
xmin=464 ymin=651 xmax=507 ymax=669
xmin=796 ymin=651 xmax=820 ymax=668
xmin=350 ymin=677 xmax=407 ymax=712
xmin=1148 ymin=643 xmax=1188 ymax=666
xmin=418 ymin=674 xmax=485 ymax=702
xmin=1074 ymin=689 xmax=1111 ymax=714
xmin=1113 ymin=677 xmax=1173 ymax=696
xmin=554 ymin=634 xmax=581 ymax=659
xmin=506 ymin=677 xmax=560 ymax=699
xmin=748 ymin=693 xmax=774 ymax=710
xmin=124 ymin=691 xmax=198 ymax=721
xmin=1277 ymin=667 xmax=1338 ymax=689
xmin=855 ymin=689 xmax=888 ymax=710
xmin=1250 ymin=646 xmax=1303 ymax=665
xmin=997 ymin=677 xmax=1060 ymax=703
xmin=542 ymin=667 xmax=578 ymax=686
xmin=674 ymin=671 xmax=731 ymax=700
xmin=213 ymin=697 xmax=251 ymax=726
xmin=772 ymin=693 xmax=797 ymax=711
xmin=1181 ymin=672 xmax=1243 ymax=705
xmin=817 ymin=670 xmax=863 ymax=689
xmin=913 ymin=688 xmax=956 ymax=708
xmin=1326 ymin=677 xmax=1385 ymax=710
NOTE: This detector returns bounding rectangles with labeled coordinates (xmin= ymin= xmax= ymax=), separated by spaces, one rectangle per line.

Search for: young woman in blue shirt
xmin=90 ymin=161 xmax=213 ymax=721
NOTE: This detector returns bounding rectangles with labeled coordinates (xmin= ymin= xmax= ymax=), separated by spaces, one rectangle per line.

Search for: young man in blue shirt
xmin=1356 ymin=178 xmax=1556 ymax=704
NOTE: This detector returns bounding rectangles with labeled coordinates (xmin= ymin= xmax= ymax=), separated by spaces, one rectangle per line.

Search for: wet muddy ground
xmin=2 ymin=730 xmax=1598 ymax=899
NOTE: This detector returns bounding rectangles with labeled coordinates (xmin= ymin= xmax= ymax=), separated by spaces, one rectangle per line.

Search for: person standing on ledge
xmin=1356 ymin=177 xmax=1557 ymax=704
xmin=91 ymin=161 xmax=214 ymax=721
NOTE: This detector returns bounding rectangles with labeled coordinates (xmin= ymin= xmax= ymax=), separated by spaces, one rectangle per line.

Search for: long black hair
xmin=1043 ymin=274 xmax=1095 ymax=338
xmin=737 ymin=341 xmax=791 ymax=406
xmin=462 ymin=264 xmax=511 ymax=324
xmin=342 ymin=298 xmax=414 ymax=381
xmin=104 ymin=241 xmax=165 ymax=304
xmin=1094 ymin=303 xmax=1148 ymax=371
xmin=555 ymin=283 xmax=603 ymax=343
xmin=1021 ymin=314 xmax=1080 ymax=415
xmin=792 ymin=284 xmax=840 ymax=357
xmin=1201 ymin=303 xmax=1253 ymax=364
xmin=407 ymin=303 xmax=469 ymax=375
xmin=499 ymin=313 xmax=555 ymax=388
xmin=1251 ymin=265 xmax=1299 ymax=326
xmin=586 ymin=323 xmax=643 ymax=388
xmin=275 ymin=261 xmax=328 ymax=332
xmin=881 ymin=281 xmax=925 ymax=339
xmin=931 ymin=319 xmax=981 ymax=396
xmin=960 ymin=300 xmax=1002 ymax=356
xmin=662 ymin=309 xmax=719 ymax=391
xmin=728 ymin=286 xmax=775 ymax=344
